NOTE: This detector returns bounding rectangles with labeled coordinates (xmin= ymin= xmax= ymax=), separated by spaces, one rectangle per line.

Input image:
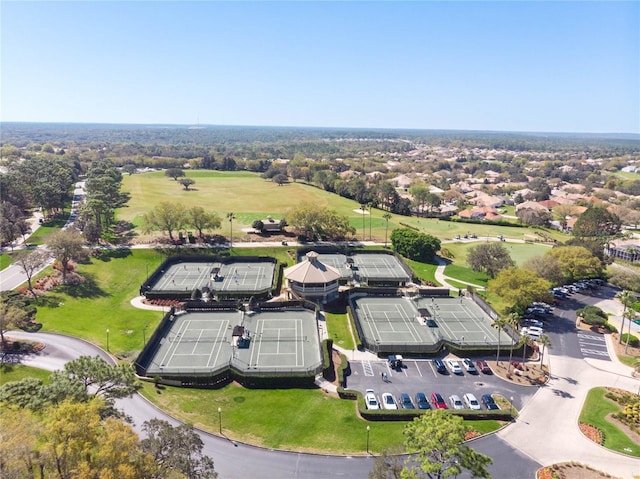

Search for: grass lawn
xmin=0 ymin=252 xmax=15 ymax=270
xmin=442 ymin=241 xmax=552 ymax=267
xmin=443 ymin=263 xmax=490 ymax=288
xmin=139 ymin=381 xmax=501 ymax=454
xmin=34 ymin=249 xmax=165 ymax=357
xmin=119 ymin=171 xmax=571 ymax=245
xmin=0 ymin=365 xmax=51 ymax=386
xmin=324 ymin=312 xmax=356 ymax=351
xmin=403 ymin=259 xmax=439 ymax=285
xmin=25 ymin=213 xmax=69 ymax=246
xmin=579 ymin=387 xmax=640 ymax=457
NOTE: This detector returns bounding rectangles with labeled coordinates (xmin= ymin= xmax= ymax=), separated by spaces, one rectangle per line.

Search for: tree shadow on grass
xmin=59 ymin=273 xmax=109 ymax=299
xmin=92 ymin=247 xmax=132 ymax=262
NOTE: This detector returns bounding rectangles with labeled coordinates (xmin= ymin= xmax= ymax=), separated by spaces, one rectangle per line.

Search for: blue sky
xmin=2 ymin=1 xmax=638 ymax=133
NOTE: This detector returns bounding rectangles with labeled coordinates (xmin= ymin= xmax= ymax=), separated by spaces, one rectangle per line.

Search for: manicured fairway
xmin=119 ymin=170 xmax=568 ymax=244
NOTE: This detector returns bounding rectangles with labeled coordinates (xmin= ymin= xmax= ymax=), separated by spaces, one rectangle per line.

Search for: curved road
xmin=8 ymin=331 xmax=542 ymax=478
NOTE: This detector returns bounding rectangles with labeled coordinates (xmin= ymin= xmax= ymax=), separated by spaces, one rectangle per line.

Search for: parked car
xmin=523 ymin=318 xmax=544 ymax=328
xmin=447 ymin=359 xmax=463 ymax=375
xmin=431 ymin=392 xmax=448 ymax=409
xmin=462 ymin=358 xmax=477 ymax=374
xmin=381 ymin=393 xmax=397 ymax=410
xmin=475 ymin=359 xmax=492 ymax=374
xmin=449 ymin=394 xmax=464 ymax=410
xmin=481 ymin=394 xmax=499 ymax=410
xmin=433 ymin=358 xmax=447 ymax=374
xmin=463 ymin=393 xmax=481 ymax=410
xmin=400 ymin=393 xmax=415 ymax=409
xmin=521 ymin=326 xmax=543 ymax=339
xmin=365 ymin=389 xmax=379 ymax=410
xmin=415 ymin=392 xmax=430 ymax=410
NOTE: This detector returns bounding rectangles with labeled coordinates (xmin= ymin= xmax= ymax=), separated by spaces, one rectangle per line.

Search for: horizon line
xmin=1 ymin=120 xmax=639 ymax=138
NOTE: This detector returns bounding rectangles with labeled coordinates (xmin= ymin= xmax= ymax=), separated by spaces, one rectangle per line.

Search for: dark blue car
xmin=415 ymin=392 xmax=430 ymax=409
xmin=433 ymin=358 xmax=447 ymax=374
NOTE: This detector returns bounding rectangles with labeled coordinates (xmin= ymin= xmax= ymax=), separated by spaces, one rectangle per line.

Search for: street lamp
xmin=510 ymin=396 xmax=514 ymax=418
xmin=218 ymin=407 xmax=222 ymax=434
xmin=106 ymin=329 xmax=110 ymax=352
xmin=366 ymin=425 xmax=370 ymax=453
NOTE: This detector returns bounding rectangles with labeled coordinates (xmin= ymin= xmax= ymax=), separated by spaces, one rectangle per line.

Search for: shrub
xmin=603 ymin=322 xmax=617 ymax=333
xmin=620 ymin=333 xmax=639 ymax=347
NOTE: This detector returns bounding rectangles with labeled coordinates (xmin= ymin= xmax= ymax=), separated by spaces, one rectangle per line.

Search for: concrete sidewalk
xmin=498 ymin=351 xmax=640 ymax=478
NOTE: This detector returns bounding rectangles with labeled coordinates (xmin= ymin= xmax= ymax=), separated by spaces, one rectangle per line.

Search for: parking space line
xmin=362 ymin=361 xmax=374 ymax=377
xmin=413 ymin=360 xmax=422 ymax=377
xmin=579 ymin=341 xmax=608 ymax=347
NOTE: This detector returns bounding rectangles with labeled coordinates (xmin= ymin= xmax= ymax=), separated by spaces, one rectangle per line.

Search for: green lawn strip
xmin=403 ymin=259 xmax=439 ymax=285
xmin=443 ymin=279 xmax=469 ymax=291
xmin=443 ymin=264 xmax=489 ymax=287
xmin=579 ymin=387 xmax=640 ymax=457
xmin=617 ymin=354 xmax=640 ymax=368
xmin=0 ymin=253 xmax=15 ymax=270
xmin=139 ymin=382 xmax=499 ymax=454
xmin=0 ymin=365 xmax=51 ymax=386
xmin=324 ymin=312 xmax=355 ymax=350
xmin=35 ymin=249 xmax=165 ymax=356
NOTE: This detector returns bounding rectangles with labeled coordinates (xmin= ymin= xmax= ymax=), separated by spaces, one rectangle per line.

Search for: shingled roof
xmin=284 ymin=251 xmax=341 ymax=284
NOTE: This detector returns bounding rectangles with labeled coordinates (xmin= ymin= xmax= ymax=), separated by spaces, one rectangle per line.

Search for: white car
xmin=381 ymin=393 xmax=397 ymax=410
xmin=521 ymin=326 xmax=543 ymax=339
xmin=463 ymin=393 xmax=481 ymax=410
xmin=449 ymin=394 xmax=464 ymax=410
xmin=365 ymin=389 xmax=379 ymax=410
xmin=447 ymin=359 xmax=463 ymax=375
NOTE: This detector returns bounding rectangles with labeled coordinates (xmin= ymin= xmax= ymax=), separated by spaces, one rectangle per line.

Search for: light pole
xmin=106 ymin=329 xmax=110 ymax=352
xmin=510 ymin=396 xmax=514 ymax=419
xmin=142 ymin=325 xmax=147 ymax=346
xmin=360 ymin=204 xmax=366 ymax=242
xmin=366 ymin=425 xmax=370 ymax=453
xmin=218 ymin=407 xmax=222 ymax=434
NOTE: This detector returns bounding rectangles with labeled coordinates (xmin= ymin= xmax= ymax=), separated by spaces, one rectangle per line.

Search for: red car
xmin=475 ymin=360 xmax=492 ymax=374
xmin=430 ymin=392 xmax=448 ymax=409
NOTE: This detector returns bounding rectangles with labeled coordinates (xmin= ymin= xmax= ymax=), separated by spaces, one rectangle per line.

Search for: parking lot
xmin=345 ymin=358 xmax=535 ymax=411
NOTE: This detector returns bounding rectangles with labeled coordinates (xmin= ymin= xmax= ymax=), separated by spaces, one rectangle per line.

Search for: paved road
xmin=8 ymin=330 xmax=543 ymax=478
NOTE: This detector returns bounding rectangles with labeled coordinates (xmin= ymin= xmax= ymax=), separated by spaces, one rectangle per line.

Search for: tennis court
xmin=145 ymin=309 xmax=322 ymax=377
xmin=351 ymin=295 xmax=509 ymax=354
xmin=302 ymin=252 xmax=411 ymax=284
xmin=148 ymin=259 xmax=276 ymax=294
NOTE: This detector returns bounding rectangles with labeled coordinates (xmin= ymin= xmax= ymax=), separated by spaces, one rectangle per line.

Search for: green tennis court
xmin=145 ymin=309 xmax=322 ymax=377
xmin=351 ymin=295 xmax=510 ymax=354
xmin=148 ymin=259 xmax=276 ymax=294
xmin=304 ymin=252 xmax=411 ymax=284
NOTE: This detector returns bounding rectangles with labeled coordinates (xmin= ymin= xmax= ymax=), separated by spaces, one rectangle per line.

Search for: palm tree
xmin=521 ymin=334 xmax=531 ymax=365
xmin=506 ymin=313 xmax=519 ymax=374
xmin=383 ymin=212 xmax=392 ymax=248
xmin=623 ymin=308 xmax=637 ymax=355
xmin=491 ymin=317 xmax=507 ymax=365
xmin=538 ymin=334 xmax=551 ymax=369
xmin=616 ymin=290 xmax=634 ymax=344
xmin=226 ymin=212 xmax=235 ymax=248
